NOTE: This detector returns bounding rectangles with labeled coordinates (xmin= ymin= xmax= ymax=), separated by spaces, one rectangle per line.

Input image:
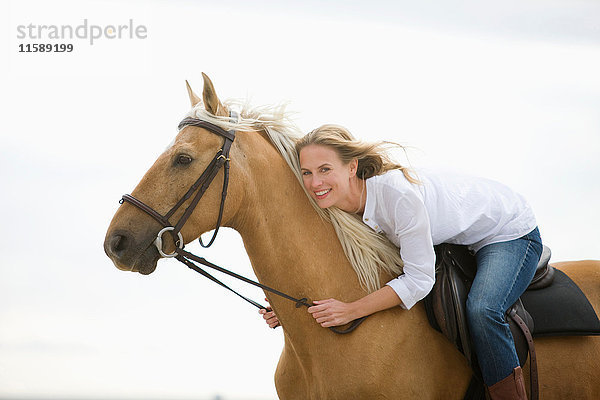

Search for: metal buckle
xmin=154 ymin=227 xmax=184 ymax=258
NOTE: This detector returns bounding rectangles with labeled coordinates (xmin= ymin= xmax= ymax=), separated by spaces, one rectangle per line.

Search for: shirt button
xmin=375 ymin=225 xmax=379 ymax=229
xmin=365 ymin=218 xmax=369 ymax=221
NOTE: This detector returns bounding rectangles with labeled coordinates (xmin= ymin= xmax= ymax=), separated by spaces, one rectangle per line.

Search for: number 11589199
xmin=19 ymin=43 xmax=74 ymax=52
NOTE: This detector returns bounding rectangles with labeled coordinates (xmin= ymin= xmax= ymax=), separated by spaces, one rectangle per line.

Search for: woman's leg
xmin=466 ymin=227 xmax=543 ymax=387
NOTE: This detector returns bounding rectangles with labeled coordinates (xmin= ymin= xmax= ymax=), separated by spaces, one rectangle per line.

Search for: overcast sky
xmin=1 ymin=1 xmax=599 ymax=399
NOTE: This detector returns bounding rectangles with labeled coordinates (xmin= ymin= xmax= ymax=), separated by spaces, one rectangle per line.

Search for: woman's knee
xmin=466 ymin=296 xmax=504 ymax=329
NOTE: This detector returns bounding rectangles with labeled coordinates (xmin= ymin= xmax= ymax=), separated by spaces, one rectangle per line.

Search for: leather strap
xmin=171 ymin=147 xmax=229 ymax=239
xmin=163 ymin=154 xmax=220 ymax=222
xmin=176 ymin=254 xmax=266 ymax=309
xmin=177 ymin=117 xmax=236 ymax=141
xmin=509 ymin=307 xmax=539 ymax=400
xmin=199 ymin=139 xmax=232 ymax=248
xmin=328 ymin=317 xmax=367 ymax=334
xmin=171 ymin=113 xmax=237 ymax=245
xmin=176 ymin=247 xmax=313 ymax=308
xmin=120 ymin=194 xmax=170 ymax=227
xmin=174 ymin=246 xmax=367 ymax=334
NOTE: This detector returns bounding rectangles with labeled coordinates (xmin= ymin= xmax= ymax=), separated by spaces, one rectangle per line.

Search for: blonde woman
xmin=260 ymin=124 xmax=542 ymax=399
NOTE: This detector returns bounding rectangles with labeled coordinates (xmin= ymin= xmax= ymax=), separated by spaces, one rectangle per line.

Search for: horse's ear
xmin=185 ymin=80 xmax=202 ymax=107
xmin=201 ymin=72 xmax=228 ymax=117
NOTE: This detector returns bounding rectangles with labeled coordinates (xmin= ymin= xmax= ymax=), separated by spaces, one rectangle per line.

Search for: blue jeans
xmin=466 ymin=227 xmax=543 ymax=386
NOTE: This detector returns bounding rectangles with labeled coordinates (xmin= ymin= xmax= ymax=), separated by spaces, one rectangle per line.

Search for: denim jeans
xmin=466 ymin=227 xmax=543 ymax=386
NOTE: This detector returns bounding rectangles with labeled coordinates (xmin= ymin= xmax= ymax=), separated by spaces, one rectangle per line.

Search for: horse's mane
xmin=186 ymin=100 xmax=404 ymax=292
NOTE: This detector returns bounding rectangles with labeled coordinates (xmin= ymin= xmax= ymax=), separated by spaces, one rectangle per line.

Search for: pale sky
xmin=1 ymin=1 xmax=599 ymax=399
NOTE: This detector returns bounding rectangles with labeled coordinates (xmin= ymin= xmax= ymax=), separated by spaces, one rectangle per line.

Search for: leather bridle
xmin=121 ymin=114 xmax=237 ymax=256
xmin=119 ymin=111 xmax=366 ymax=334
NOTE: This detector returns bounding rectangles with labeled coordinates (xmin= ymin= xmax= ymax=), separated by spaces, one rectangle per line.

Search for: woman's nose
xmin=311 ymin=177 xmax=323 ymax=188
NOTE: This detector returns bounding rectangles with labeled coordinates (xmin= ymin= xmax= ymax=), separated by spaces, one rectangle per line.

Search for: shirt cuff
xmin=386 ymin=278 xmax=417 ymax=310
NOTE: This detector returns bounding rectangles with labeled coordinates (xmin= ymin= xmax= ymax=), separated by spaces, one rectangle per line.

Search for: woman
xmin=260 ymin=124 xmax=542 ymax=399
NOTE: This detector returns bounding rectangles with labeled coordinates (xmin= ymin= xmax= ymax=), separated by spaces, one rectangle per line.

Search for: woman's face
xmin=299 ymin=144 xmax=356 ymax=209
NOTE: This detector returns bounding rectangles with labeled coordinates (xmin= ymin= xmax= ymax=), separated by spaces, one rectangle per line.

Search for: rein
xmin=120 ymin=112 xmax=367 ymax=335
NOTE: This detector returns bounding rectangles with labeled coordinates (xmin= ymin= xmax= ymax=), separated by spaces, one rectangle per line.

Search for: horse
xmin=104 ymin=73 xmax=600 ymax=399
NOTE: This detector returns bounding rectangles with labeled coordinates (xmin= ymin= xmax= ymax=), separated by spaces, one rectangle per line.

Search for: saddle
xmin=424 ymin=244 xmax=600 ymax=400
xmin=424 ymin=244 xmax=553 ymax=400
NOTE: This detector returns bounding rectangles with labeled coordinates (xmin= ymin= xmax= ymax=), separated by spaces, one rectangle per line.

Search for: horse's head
xmin=104 ymin=73 xmax=248 ymax=274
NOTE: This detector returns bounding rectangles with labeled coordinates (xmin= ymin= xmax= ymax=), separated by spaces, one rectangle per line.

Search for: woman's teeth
xmin=315 ymin=189 xmax=331 ymax=197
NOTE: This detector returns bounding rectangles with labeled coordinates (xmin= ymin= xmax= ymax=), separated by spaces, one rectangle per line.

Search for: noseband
xmin=119 ymin=111 xmax=366 ymax=334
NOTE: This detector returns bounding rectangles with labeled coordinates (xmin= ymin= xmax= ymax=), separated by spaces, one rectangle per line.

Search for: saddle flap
xmin=430 ymin=245 xmax=477 ymax=362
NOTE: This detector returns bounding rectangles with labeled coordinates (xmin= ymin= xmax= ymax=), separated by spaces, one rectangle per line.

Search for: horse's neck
xmin=224 ymin=136 xmax=477 ymax=395
xmin=230 ymin=139 xmax=366 ymax=334
xmin=218 ymin=135 xmax=476 ymax=396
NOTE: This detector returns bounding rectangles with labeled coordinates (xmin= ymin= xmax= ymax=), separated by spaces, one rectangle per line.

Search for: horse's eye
xmin=177 ymin=154 xmax=193 ymax=165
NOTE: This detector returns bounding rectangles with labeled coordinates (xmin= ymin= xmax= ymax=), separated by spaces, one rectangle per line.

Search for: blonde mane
xmin=186 ymin=100 xmax=404 ymax=292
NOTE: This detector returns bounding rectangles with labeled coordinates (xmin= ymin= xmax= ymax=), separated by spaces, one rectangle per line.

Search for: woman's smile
xmin=314 ymin=188 xmax=332 ymax=199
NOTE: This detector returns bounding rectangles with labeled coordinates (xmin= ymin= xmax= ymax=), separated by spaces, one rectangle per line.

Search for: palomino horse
xmin=104 ymin=74 xmax=600 ymax=399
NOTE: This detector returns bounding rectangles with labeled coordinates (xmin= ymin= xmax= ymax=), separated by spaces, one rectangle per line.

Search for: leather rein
xmin=120 ymin=112 xmax=366 ymax=335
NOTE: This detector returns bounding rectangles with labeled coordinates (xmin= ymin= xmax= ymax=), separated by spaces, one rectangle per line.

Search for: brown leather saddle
xmin=424 ymin=243 xmax=554 ymax=400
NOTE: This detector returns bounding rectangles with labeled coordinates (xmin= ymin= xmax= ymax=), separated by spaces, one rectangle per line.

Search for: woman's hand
xmin=307 ymin=287 xmax=403 ymax=328
xmin=259 ymin=298 xmax=280 ymax=329
xmin=308 ymin=298 xmax=357 ymax=328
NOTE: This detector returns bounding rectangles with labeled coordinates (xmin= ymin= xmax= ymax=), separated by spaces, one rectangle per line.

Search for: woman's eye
xmin=177 ymin=154 xmax=193 ymax=165
xmin=320 ymin=167 xmax=330 ymax=173
xmin=302 ymin=171 xmax=311 ymax=176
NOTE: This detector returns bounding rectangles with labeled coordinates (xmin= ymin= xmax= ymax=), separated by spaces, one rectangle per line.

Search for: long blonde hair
xmin=296 ymin=124 xmax=417 ymax=291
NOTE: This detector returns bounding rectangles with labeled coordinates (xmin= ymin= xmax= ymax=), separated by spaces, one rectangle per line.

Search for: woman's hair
xmin=294 ymin=124 xmax=418 ymax=292
xmin=295 ymin=124 xmax=419 ymax=183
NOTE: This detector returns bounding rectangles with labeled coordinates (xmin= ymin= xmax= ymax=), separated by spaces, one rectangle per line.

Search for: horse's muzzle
xmin=104 ymin=229 xmax=160 ymax=274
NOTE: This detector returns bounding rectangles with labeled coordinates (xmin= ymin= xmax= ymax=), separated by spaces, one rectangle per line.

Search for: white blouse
xmin=362 ymin=168 xmax=537 ymax=310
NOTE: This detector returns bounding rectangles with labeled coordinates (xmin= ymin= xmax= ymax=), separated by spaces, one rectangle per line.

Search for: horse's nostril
xmin=106 ymin=233 xmax=128 ymax=259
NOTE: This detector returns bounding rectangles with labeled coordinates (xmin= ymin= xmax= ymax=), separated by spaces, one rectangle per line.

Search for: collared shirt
xmin=362 ymin=168 xmax=537 ymax=310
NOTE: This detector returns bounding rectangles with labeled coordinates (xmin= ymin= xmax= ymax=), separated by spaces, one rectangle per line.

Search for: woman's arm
xmin=309 ymin=185 xmax=436 ymax=327
xmin=308 ymin=286 xmax=403 ymax=328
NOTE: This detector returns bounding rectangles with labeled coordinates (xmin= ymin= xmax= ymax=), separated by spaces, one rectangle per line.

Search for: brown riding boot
xmin=487 ymin=367 xmax=527 ymax=400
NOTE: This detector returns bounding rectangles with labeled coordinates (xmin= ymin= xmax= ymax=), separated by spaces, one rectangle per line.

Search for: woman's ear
xmin=349 ymin=158 xmax=358 ymax=177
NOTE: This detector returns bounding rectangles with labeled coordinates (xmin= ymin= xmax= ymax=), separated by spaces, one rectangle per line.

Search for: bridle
xmin=119 ymin=111 xmax=366 ymax=334
xmin=121 ymin=114 xmax=237 ymax=256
